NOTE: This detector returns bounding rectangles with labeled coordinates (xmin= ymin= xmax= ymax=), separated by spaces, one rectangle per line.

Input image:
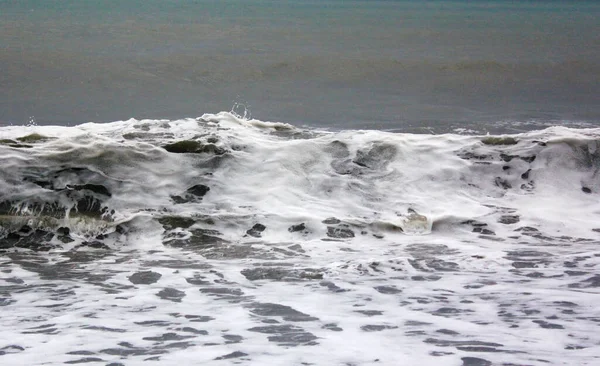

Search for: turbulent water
xmin=1 ymin=1 xmax=600 ymax=364
xmin=1 ymin=113 xmax=599 ymax=365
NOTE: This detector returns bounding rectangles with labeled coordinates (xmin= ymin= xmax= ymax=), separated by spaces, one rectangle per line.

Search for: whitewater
xmin=1 ymin=112 xmax=599 ymax=365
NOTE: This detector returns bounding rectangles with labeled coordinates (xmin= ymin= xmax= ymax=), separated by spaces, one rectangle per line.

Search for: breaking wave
xmin=1 ymin=112 xmax=600 ymax=251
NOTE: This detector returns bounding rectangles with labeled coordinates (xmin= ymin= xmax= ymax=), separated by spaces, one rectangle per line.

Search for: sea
xmin=1 ymin=1 xmax=599 ymax=365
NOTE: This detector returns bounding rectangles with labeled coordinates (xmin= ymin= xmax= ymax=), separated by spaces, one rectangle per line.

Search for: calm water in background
xmin=1 ymin=0 xmax=599 ymax=132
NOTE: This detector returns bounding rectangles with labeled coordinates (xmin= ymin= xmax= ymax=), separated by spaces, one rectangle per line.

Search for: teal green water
xmin=1 ymin=0 xmax=599 ymax=132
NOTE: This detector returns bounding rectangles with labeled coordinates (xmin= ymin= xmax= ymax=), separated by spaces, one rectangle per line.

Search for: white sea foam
xmin=0 ymin=113 xmax=599 ymax=365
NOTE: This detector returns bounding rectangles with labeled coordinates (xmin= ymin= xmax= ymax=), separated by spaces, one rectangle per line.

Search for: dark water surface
xmin=1 ymin=0 xmax=599 ymax=131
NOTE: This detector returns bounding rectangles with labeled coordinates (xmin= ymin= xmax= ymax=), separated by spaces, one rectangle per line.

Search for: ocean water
xmin=1 ymin=1 xmax=600 ymax=366
xmin=1 ymin=0 xmax=600 ymax=131
xmin=1 ymin=114 xmax=600 ymax=365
